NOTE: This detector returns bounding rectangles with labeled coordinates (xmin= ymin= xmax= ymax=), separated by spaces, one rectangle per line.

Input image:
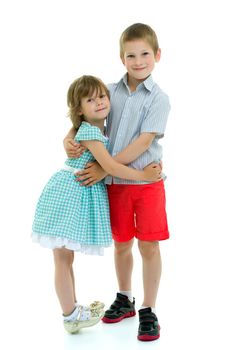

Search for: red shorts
xmin=107 ymin=181 xmax=169 ymax=242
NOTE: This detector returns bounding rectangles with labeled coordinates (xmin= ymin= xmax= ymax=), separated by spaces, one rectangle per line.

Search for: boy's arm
xmin=113 ymin=132 xmax=156 ymax=164
xmin=75 ymin=132 xmax=160 ymax=186
xmin=63 ymin=127 xmax=86 ymax=158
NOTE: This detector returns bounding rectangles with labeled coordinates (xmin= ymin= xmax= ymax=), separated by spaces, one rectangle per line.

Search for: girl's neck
xmin=84 ymin=120 xmax=105 ymax=134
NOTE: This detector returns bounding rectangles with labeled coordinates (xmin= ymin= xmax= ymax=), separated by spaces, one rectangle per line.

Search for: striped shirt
xmin=105 ymin=74 xmax=170 ymax=185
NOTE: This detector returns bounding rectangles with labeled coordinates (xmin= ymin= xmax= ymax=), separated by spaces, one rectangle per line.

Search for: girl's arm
xmin=80 ymin=140 xmax=159 ymax=182
xmin=113 ymin=132 xmax=156 ymax=164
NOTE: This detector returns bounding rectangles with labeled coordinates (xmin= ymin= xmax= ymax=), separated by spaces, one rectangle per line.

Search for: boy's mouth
xmin=134 ymin=67 xmax=146 ymax=71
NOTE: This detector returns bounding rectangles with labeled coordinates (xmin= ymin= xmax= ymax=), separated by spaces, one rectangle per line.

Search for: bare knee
xmin=53 ymin=248 xmax=74 ymax=268
xmin=138 ymin=240 xmax=160 ymax=259
xmin=114 ymin=239 xmax=134 ymax=256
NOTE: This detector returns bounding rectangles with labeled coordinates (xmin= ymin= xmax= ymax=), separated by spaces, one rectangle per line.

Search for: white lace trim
xmin=31 ymin=234 xmax=111 ymax=256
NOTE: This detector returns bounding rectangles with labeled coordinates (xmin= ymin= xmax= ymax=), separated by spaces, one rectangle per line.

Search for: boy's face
xmin=121 ymin=39 xmax=160 ymax=82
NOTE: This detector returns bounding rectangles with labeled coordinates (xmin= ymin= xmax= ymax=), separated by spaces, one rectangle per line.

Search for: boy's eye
xmin=142 ymin=52 xmax=149 ymax=56
xmin=127 ymin=54 xmax=134 ymax=58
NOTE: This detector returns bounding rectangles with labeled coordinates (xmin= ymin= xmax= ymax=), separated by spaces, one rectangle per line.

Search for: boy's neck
xmin=127 ymin=74 xmax=150 ymax=92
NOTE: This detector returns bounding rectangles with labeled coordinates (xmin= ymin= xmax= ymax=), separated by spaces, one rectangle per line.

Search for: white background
xmin=0 ymin=0 xmax=233 ymax=349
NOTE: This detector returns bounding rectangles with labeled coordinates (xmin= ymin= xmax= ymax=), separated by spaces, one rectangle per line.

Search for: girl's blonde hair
xmin=120 ymin=23 xmax=159 ymax=59
xmin=67 ymin=75 xmax=110 ymax=129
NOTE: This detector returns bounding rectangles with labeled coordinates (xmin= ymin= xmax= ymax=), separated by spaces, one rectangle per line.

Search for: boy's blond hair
xmin=67 ymin=75 xmax=110 ymax=129
xmin=120 ymin=23 xmax=159 ymax=59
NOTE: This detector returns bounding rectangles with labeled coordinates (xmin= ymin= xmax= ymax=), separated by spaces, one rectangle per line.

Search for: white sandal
xmin=64 ymin=305 xmax=103 ymax=334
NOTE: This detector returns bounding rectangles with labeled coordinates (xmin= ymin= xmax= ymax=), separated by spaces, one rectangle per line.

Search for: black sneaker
xmin=137 ymin=307 xmax=160 ymax=341
xmin=102 ymin=293 xmax=136 ymax=323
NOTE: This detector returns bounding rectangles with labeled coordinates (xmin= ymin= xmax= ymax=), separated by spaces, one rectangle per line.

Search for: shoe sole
xmin=137 ymin=334 xmax=160 ymax=341
xmin=137 ymin=325 xmax=161 ymax=341
xmin=102 ymin=311 xmax=136 ymax=323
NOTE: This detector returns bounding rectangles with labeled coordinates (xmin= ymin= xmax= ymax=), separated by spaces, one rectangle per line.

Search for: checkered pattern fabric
xmin=32 ymin=122 xmax=112 ymax=249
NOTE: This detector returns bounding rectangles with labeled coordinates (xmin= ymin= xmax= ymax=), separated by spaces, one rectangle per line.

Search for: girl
xmin=32 ymin=75 xmax=161 ymax=334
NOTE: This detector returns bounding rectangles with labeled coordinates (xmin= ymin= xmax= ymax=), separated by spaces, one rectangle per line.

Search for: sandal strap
xmin=76 ymin=305 xmax=91 ymax=321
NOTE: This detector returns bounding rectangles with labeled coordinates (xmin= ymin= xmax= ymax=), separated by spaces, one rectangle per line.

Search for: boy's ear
xmin=155 ymin=48 xmax=161 ymax=62
xmin=121 ymin=56 xmax=125 ymax=65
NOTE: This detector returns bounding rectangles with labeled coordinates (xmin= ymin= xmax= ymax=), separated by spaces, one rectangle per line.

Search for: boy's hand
xmin=143 ymin=162 xmax=162 ymax=182
xmin=75 ymin=162 xmax=107 ymax=187
xmin=63 ymin=138 xmax=85 ymax=158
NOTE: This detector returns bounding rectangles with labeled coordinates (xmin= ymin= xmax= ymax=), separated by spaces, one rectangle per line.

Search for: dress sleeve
xmin=75 ymin=123 xmax=106 ymax=143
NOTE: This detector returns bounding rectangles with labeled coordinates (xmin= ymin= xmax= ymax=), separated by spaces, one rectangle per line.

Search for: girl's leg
xmin=138 ymin=240 xmax=162 ymax=307
xmin=114 ymin=239 xmax=134 ymax=291
xmin=70 ymin=265 xmax=77 ymax=304
xmin=53 ymin=248 xmax=76 ymax=315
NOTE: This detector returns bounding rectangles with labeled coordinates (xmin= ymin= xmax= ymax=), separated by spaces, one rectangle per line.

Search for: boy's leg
xmin=138 ymin=240 xmax=161 ymax=307
xmin=134 ymin=181 xmax=169 ymax=341
xmin=136 ymin=242 xmax=162 ymax=341
xmin=102 ymin=239 xmax=136 ymax=323
xmin=103 ymin=185 xmax=136 ymax=323
xmin=114 ymin=239 xmax=134 ymax=291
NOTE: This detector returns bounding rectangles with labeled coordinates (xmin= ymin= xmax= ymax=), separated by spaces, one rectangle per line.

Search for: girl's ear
xmin=155 ymin=48 xmax=161 ymax=62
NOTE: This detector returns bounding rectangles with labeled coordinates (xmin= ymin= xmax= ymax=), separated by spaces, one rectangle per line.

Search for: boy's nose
xmin=135 ymin=57 xmax=142 ymax=66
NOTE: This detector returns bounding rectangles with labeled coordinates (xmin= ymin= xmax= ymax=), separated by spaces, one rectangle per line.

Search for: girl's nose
xmin=96 ymin=97 xmax=102 ymax=105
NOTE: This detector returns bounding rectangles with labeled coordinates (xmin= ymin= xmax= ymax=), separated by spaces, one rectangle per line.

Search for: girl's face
xmin=79 ymin=90 xmax=110 ymax=126
xmin=121 ymin=39 xmax=161 ymax=84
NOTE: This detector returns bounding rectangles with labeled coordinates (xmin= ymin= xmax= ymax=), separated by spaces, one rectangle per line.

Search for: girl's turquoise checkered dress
xmin=32 ymin=122 xmax=112 ymax=255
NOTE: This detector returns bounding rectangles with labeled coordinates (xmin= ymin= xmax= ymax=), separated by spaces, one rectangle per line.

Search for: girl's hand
xmin=143 ymin=163 xmax=162 ymax=182
xmin=63 ymin=138 xmax=85 ymax=158
xmin=75 ymin=162 xmax=107 ymax=187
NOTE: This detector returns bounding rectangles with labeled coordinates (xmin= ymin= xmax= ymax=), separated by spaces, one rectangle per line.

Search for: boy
xmin=64 ymin=23 xmax=170 ymax=341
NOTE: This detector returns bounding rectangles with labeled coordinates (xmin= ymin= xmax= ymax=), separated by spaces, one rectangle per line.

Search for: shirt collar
xmin=122 ymin=73 xmax=154 ymax=92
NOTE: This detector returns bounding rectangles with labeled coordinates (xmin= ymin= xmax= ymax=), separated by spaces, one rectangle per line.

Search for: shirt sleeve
xmin=140 ymin=92 xmax=171 ymax=136
xmin=75 ymin=123 xmax=106 ymax=143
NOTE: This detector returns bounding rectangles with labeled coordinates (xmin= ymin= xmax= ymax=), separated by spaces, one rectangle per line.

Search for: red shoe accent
xmin=102 ymin=311 xmax=136 ymax=323
xmin=137 ymin=334 xmax=160 ymax=341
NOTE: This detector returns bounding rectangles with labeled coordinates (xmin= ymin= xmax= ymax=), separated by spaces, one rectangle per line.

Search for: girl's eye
xmin=87 ymin=98 xmax=94 ymax=102
xmin=127 ymin=54 xmax=134 ymax=58
xmin=100 ymin=94 xmax=106 ymax=99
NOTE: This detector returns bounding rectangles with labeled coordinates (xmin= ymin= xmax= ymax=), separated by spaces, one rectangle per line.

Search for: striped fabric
xmin=32 ymin=122 xmax=112 ymax=255
xmin=105 ymin=74 xmax=171 ymax=184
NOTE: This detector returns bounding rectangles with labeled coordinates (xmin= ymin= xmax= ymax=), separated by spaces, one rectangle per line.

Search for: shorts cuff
xmin=112 ymin=232 xmax=135 ymax=242
xmin=136 ymin=230 xmax=170 ymax=241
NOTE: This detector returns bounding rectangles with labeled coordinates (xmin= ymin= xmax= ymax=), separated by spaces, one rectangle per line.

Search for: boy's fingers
xmin=84 ymin=162 xmax=95 ymax=169
xmin=80 ymin=178 xmax=97 ymax=187
xmin=75 ymin=177 xmax=94 ymax=186
xmin=69 ymin=140 xmax=79 ymax=147
xmin=74 ymin=169 xmax=88 ymax=176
